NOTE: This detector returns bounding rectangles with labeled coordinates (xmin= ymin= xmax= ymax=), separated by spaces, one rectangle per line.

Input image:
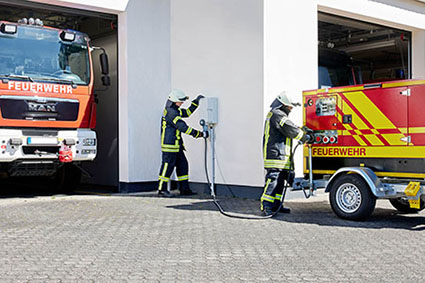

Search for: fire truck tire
xmin=329 ymin=174 xmax=376 ymax=220
xmin=389 ymin=198 xmax=425 ymax=213
xmin=55 ymin=164 xmax=81 ymax=192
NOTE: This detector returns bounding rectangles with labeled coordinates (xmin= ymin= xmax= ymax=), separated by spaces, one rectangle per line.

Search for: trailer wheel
xmin=329 ymin=174 xmax=376 ymax=220
xmin=389 ymin=198 xmax=425 ymax=213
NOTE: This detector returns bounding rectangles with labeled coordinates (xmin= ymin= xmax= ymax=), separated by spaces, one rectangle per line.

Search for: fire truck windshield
xmin=0 ymin=25 xmax=90 ymax=85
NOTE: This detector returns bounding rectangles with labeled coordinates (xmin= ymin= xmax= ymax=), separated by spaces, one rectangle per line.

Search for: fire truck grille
xmin=8 ymin=160 xmax=59 ymax=177
xmin=0 ymin=97 xmax=79 ymax=121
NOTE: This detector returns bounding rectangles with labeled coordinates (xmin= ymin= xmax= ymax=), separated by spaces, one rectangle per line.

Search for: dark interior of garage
xmin=318 ymin=12 xmax=411 ymax=88
xmin=0 ymin=0 xmax=118 ymax=192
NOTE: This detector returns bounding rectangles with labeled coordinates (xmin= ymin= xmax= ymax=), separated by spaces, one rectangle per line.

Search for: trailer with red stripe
xmin=295 ymin=79 xmax=425 ymax=220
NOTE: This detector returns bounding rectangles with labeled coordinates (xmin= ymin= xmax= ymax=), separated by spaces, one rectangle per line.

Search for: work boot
xmin=180 ymin=189 xmax=197 ymax=196
xmin=272 ymin=203 xmax=291 ymax=214
xmin=158 ymin=190 xmax=175 ymax=198
xmin=278 ymin=206 xmax=291 ymax=213
xmin=261 ymin=207 xmax=274 ymax=216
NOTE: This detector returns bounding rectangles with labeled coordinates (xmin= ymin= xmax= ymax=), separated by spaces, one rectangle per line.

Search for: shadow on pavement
xmin=0 ymin=178 xmax=115 ymax=199
xmin=164 ymin=195 xmax=425 ymax=231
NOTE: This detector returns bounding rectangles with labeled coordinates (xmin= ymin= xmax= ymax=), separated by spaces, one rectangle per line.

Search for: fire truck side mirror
xmin=100 ymin=53 xmax=109 ymax=75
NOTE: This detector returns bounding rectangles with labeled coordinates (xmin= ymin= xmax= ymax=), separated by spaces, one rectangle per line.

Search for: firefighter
xmin=261 ymin=91 xmax=314 ymax=215
xmin=158 ymin=89 xmax=207 ymax=197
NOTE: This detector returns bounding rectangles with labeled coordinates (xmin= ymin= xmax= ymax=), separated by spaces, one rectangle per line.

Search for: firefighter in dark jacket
xmin=158 ymin=89 xmax=206 ymax=197
xmin=261 ymin=91 xmax=313 ymax=215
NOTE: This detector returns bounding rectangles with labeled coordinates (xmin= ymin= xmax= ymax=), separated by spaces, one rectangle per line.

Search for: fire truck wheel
xmin=389 ymin=198 xmax=425 ymax=213
xmin=329 ymin=174 xmax=376 ymax=220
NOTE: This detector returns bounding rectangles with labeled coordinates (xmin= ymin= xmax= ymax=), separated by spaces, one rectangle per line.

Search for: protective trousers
xmin=260 ymin=169 xmax=289 ymax=211
xmin=158 ymin=149 xmax=190 ymax=192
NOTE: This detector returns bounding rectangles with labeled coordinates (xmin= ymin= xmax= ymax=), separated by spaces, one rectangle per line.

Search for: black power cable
xmin=203 ymin=137 xmax=301 ymax=220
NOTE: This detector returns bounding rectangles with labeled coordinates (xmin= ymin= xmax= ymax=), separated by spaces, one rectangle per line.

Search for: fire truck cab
xmin=0 ymin=19 xmax=109 ymax=188
xmin=295 ymin=79 xmax=425 ymax=220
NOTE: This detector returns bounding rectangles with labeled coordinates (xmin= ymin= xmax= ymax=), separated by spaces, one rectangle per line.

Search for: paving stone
xmin=1 ymin=192 xmax=425 ymax=281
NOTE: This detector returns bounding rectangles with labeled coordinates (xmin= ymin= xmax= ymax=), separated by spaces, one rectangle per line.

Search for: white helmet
xmin=168 ymin=89 xmax=189 ymax=103
xmin=276 ymin=91 xmax=300 ymax=107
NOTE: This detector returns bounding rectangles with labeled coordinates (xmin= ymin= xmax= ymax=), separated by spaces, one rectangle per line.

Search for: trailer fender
xmin=325 ymin=167 xmax=385 ymax=197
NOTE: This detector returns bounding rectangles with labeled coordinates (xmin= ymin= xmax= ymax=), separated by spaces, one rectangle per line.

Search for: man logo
xmin=27 ymin=102 xmax=57 ymax=113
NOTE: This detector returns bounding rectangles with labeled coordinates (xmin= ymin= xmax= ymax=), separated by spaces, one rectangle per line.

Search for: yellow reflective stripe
xmin=163 ymin=109 xmax=167 ymax=116
xmin=264 ymin=159 xmax=291 ymax=169
xmin=175 ymin=130 xmax=181 ymax=143
xmin=177 ymin=175 xmax=189 ymax=181
xmin=279 ymin=116 xmax=288 ymax=127
xmin=158 ymin=180 xmax=164 ymax=190
xmin=161 ymin=120 xmax=167 ymax=147
xmin=160 ymin=163 xmax=168 ymax=178
xmin=186 ymin=108 xmax=192 ymax=116
xmin=185 ymin=127 xmax=193 ymax=135
xmin=261 ymin=194 xmax=275 ymax=203
xmin=195 ymin=131 xmax=200 ymax=138
xmin=173 ymin=116 xmax=181 ymax=124
xmin=161 ymin=147 xmax=179 ymax=152
xmin=285 ymin=137 xmax=291 ymax=156
xmin=262 ymin=178 xmax=271 ymax=196
xmin=192 ymin=102 xmax=198 ymax=107
xmin=158 ymin=176 xmax=170 ymax=182
xmin=178 ymin=109 xmax=183 ymax=116
xmin=294 ymin=129 xmax=303 ymax=141
xmin=263 ymin=112 xmax=273 ymax=158
xmin=162 ymin=144 xmax=179 ymax=148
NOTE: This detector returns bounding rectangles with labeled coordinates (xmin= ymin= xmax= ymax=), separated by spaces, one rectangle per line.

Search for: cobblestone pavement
xmin=1 ymin=189 xmax=425 ymax=282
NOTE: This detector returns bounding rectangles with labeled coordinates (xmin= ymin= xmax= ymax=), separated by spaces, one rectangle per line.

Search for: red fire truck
xmin=297 ymin=79 xmax=425 ymax=220
xmin=0 ymin=19 xmax=109 ymax=189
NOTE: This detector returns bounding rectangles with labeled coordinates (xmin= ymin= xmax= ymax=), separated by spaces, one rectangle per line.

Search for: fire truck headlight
xmin=1 ymin=23 xmax=17 ymax=34
xmin=83 ymin=138 xmax=96 ymax=146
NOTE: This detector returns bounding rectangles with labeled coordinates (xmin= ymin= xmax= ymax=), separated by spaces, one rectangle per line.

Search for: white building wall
xmin=171 ymin=0 xmax=264 ymax=187
xmin=118 ymin=0 xmax=171 ymax=183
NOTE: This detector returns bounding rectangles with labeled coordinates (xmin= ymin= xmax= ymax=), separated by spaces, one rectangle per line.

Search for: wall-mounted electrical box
xmin=207 ymin=97 xmax=218 ymax=125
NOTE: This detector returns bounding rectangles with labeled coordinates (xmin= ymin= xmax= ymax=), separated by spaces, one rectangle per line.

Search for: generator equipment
xmin=293 ymin=79 xmax=425 ymax=220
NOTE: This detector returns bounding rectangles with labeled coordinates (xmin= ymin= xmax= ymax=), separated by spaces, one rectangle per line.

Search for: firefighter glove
xmin=302 ymin=125 xmax=314 ymax=135
xmin=305 ymin=134 xmax=315 ymax=144
xmin=194 ymin=93 xmax=205 ymax=104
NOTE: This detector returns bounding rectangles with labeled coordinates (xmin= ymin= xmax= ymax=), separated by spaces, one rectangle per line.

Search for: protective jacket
xmin=263 ymin=105 xmax=308 ymax=170
xmin=161 ymin=99 xmax=202 ymax=152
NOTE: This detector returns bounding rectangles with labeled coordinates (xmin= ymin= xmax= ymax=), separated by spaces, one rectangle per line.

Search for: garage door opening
xmin=318 ymin=12 xmax=411 ymax=88
xmin=0 ymin=1 xmax=118 ymax=191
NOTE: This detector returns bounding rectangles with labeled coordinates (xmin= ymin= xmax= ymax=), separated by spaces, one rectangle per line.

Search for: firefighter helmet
xmin=169 ymin=89 xmax=189 ymax=103
xmin=276 ymin=91 xmax=300 ymax=107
